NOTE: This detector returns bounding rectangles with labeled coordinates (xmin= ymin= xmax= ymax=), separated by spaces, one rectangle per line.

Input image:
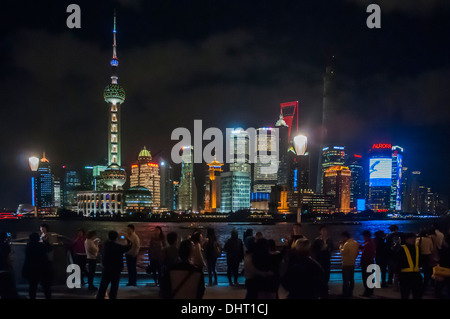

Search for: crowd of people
xmin=1 ymin=222 xmax=450 ymax=299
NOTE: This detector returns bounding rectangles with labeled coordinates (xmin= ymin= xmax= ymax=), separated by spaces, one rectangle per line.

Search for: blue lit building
xmin=368 ymin=144 xmax=403 ymax=212
xmin=390 ymin=146 xmax=403 ymax=212
xmin=345 ymin=154 xmax=365 ymax=211
xmin=34 ymin=153 xmax=54 ymax=208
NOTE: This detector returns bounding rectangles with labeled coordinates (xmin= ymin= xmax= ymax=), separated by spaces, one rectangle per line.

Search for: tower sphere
xmin=104 ymin=83 xmax=126 ymax=105
xmin=101 ymin=163 xmax=127 ymax=188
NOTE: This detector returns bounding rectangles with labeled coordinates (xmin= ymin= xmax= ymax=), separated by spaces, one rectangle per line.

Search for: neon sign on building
xmin=372 ymin=143 xmax=392 ymax=150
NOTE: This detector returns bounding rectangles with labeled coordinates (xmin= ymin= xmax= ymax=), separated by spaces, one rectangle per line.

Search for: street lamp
xmin=28 ymin=156 xmax=39 ymax=217
xmin=292 ymin=135 xmax=308 ymax=224
xmin=293 ymin=134 xmax=308 ymax=156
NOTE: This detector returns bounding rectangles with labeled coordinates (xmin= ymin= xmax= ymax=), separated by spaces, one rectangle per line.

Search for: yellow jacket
xmin=340 ymin=238 xmax=359 ymax=266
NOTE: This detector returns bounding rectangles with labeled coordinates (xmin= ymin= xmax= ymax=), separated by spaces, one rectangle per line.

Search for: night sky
xmin=1 ymin=0 xmax=449 ymax=209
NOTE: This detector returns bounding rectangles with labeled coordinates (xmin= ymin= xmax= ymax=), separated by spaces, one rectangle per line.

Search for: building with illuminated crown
xmin=33 ymin=153 xmax=55 ymax=209
xmin=204 ymin=159 xmax=223 ymax=212
xmin=130 ymin=147 xmax=161 ymax=210
xmin=318 ymin=146 xmax=346 ymax=193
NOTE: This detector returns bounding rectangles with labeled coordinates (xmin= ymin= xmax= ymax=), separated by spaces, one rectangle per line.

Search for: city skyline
xmin=1 ymin=1 xmax=450 ymax=209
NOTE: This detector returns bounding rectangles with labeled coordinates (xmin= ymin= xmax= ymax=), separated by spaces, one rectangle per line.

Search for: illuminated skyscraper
xmin=62 ymin=167 xmax=80 ymax=210
xmin=220 ymin=171 xmax=251 ymax=213
xmin=323 ymin=165 xmax=351 ymax=213
xmin=100 ymin=12 xmax=127 ymax=190
xmin=318 ymin=146 xmax=346 ymax=193
xmin=345 ymin=154 xmax=365 ymax=211
xmin=130 ymin=147 xmax=160 ymax=210
xmin=279 ymin=101 xmax=299 ymax=141
xmin=178 ymin=146 xmax=197 ymax=211
xmin=34 ymin=153 xmax=54 ymax=208
xmin=276 ymin=113 xmax=290 ymax=186
xmin=368 ymin=143 xmax=403 ymax=212
xmin=253 ymin=128 xmax=278 ymax=193
xmin=205 ymin=159 xmax=223 ymax=212
xmin=403 ymin=170 xmax=423 ymax=214
xmin=158 ymin=158 xmax=175 ymax=210
xmin=54 ymin=177 xmax=61 ymax=208
xmin=229 ymin=128 xmax=251 ymax=174
xmin=390 ymin=146 xmax=403 ymax=211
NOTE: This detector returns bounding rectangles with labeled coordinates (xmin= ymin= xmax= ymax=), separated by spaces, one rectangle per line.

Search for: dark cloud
xmin=346 ymin=0 xmax=450 ymax=15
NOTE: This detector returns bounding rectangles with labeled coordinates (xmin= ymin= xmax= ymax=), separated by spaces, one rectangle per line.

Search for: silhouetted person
xmin=281 ymin=238 xmax=327 ymax=299
xmin=243 ymin=229 xmax=255 ymax=253
xmin=160 ymin=240 xmax=205 ymax=299
xmin=435 ymin=228 xmax=450 ymax=298
xmin=311 ymin=225 xmax=334 ymax=287
xmin=360 ymin=230 xmax=376 ymax=297
xmin=386 ymin=224 xmax=403 ymax=286
xmin=22 ymin=232 xmax=52 ymax=299
xmin=71 ymin=228 xmax=87 ymax=285
xmin=397 ymin=232 xmax=423 ymax=299
xmin=244 ymin=238 xmax=279 ymax=299
xmin=125 ymin=224 xmax=140 ymax=286
xmin=0 ymin=232 xmax=18 ymax=299
xmin=203 ymin=228 xmax=221 ymax=286
xmin=223 ymin=229 xmax=244 ymax=286
xmin=148 ymin=226 xmax=165 ymax=286
xmin=96 ymin=231 xmax=131 ymax=299
xmin=85 ymin=230 xmax=100 ymax=291
xmin=417 ymin=229 xmax=436 ymax=290
xmin=191 ymin=230 xmax=206 ymax=270
xmin=374 ymin=230 xmax=388 ymax=288
xmin=162 ymin=232 xmax=180 ymax=277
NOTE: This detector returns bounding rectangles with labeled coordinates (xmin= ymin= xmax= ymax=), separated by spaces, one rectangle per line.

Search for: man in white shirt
xmin=125 ymin=224 xmax=141 ymax=286
xmin=85 ymin=230 xmax=100 ymax=291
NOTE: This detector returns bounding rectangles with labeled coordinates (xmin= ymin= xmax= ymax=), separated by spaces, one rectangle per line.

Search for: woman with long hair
xmin=203 ymin=228 xmax=221 ymax=286
xmin=148 ymin=226 xmax=166 ymax=286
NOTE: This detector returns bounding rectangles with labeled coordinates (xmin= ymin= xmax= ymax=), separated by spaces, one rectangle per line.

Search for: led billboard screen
xmin=369 ymin=158 xmax=392 ymax=187
xmin=357 ymin=199 xmax=366 ymax=212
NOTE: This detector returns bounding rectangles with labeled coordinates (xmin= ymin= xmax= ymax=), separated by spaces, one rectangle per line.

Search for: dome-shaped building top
xmin=138 ymin=146 xmax=151 ymax=159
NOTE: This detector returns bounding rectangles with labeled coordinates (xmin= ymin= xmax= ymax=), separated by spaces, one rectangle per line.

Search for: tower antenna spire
xmin=113 ymin=9 xmax=117 ymax=59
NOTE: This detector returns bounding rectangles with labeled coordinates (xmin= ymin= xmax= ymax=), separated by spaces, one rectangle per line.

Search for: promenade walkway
xmin=13 ymin=272 xmax=441 ymax=299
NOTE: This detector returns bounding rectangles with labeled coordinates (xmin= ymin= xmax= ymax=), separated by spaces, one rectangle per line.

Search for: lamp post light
xmin=292 ymin=134 xmax=308 ymax=224
xmin=28 ymin=156 xmax=39 ymax=217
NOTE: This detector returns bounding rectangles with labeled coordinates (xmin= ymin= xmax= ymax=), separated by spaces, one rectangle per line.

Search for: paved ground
xmin=12 ymin=271 xmax=444 ymax=299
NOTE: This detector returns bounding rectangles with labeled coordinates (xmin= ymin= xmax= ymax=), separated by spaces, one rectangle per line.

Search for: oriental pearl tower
xmin=101 ymin=12 xmax=127 ymax=190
